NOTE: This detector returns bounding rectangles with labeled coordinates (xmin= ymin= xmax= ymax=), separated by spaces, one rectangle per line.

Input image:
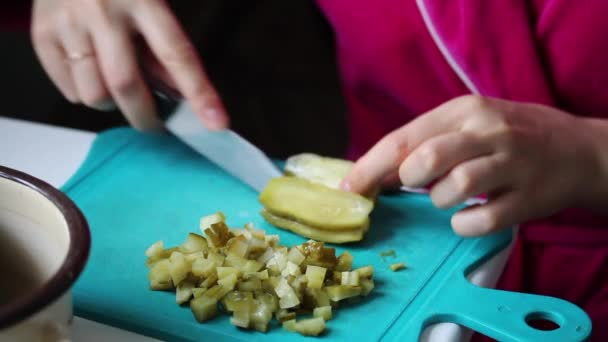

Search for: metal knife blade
xmin=165 ymin=101 xmax=282 ymax=192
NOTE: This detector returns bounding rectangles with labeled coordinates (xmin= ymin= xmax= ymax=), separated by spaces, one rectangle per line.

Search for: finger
xmin=429 ymin=153 xmax=510 ymax=209
xmin=399 ymin=132 xmax=493 ymax=188
xmin=59 ymin=26 xmax=114 ymax=111
xmin=451 ymin=190 xmax=533 ymax=236
xmin=31 ymin=36 xmax=79 ymax=103
xmin=132 ymin=1 xmax=228 ymax=130
xmin=341 ymin=132 xmax=409 ymax=194
xmin=92 ymin=24 xmax=160 ymax=131
xmin=342 ymin=97 xmax=470 ymax=194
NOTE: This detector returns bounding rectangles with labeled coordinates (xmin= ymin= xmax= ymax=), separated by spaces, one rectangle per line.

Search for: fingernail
xmin=93 ymin=100 xmax=117 ymax=112
xmin=340 ymin=180 xmax=352 ymax=192
xmin=452 ymin=211 xmax=485 ymax=236
xmin=204 ymin=108 xmax=222 ymax=121
xmin=430 ymin=179 xmax=458 ymax=208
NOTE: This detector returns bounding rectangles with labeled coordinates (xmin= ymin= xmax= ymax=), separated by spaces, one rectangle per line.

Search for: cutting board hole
xmin=525 ymin=312 xmax=561 ymax=331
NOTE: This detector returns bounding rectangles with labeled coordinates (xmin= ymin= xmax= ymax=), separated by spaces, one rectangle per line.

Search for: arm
xmin=580 ymin=117 xmax=608 ymax=214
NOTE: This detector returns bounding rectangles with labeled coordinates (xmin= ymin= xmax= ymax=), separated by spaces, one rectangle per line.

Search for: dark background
xmin=0 ymin=1 xmax=348 ymax=158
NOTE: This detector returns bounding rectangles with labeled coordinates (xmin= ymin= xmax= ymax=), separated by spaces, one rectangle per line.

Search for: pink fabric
xmin=315 ymin=0 xmax=469 ymax=159
xmin=316 ymin=0 xmax=608 ymax=339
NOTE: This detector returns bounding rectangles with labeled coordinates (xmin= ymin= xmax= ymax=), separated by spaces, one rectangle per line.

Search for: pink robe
xmin=316 ymin=0 xmax=608 ymax=340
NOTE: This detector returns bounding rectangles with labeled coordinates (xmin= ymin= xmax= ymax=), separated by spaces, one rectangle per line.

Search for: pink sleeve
xmin=533 ymin=0 xmax=608 ymax=119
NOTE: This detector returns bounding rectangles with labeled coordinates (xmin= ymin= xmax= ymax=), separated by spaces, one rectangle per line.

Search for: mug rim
xmin=0 ymin=166 xmax=90 ymax=330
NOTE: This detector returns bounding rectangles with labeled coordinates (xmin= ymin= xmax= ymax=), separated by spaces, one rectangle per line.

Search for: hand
xmin=31 ymin=0 xmax=228 ymax=131
xmin=341 ymin=95 xmax=602 ymax=236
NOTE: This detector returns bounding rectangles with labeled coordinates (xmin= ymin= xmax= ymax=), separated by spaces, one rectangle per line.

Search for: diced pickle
xmin=361 ymin=279 xmax=375 ymax=296
xmin=200 ymin=211 xmax=226 ymax=231
xmin=237 ymin=278 xmax=262 ymax=292
xmin=282 ymin=319 xmax=297 ymax=332
xmin=294 ymin=317 xmax=326 ymax=336
xmin=192 ymin=287 xmax=207 ymax=299
xmin=336 ymin=252 xmax=353 ymax=272
xmin=259 ymin=177 xmax=373 ymax=231
xmin=305 ymin=265 xmax=326 ymax=289
xmin=145 ymin=240 xmax=164 ymax=258
xmin=204 ymin=222 xmax=233 ymax=248
xmin=306 ymin=288 xmax=330 ymax=308
xmin=341 ymin=271 xmax=360 ymax=286
xmin=217 ymin=273 xmax=238 ymax=291
xmin=225 ymin=235 xmax=249 ymax=258
xmin=279 ymin=291 xmax=300 ymax=309
xmin=199 ymin=273 xmax=218 ymax=289
xmin=168 ymin=252 xmax=188 ymax=286
xmin=190 ymin=295 xmax=218 ymax=322
xmin=250 ymin=300 xmax=273 ymax=332
xmin=178 ymin=233 xmax=208 ymax=254
xmin=216 ymin=267 xmax=240 ymax=280
xmin=223 ymin=291 xmax=253 ymax=312
xmin=148 ymin=259 xmax=172 ymax=290
xmin=230 ymin=310 xmax=250 ymax=328
xmin=287 ymin=247 xmax=306 ymax=265
xmin=176 ymin=279 xmax=195 ymax=304
xmin=355 ymin=265 xmax=374 ymax=279
xmin=145 ymin=247 xmax=178 ymax=268
xmin=325 ymin=285 xmax=362 ymax=302
xmin=276 ymin=309 xmax=296 ymax=323
xmin=390 ymin=262 xmax=406 ymax=272
xmin=313 ymin=306 xmax=332 ymax=321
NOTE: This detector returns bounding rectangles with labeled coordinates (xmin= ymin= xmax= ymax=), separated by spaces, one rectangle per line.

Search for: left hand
xmin=341 ymin=95 xmax=601 ymax=236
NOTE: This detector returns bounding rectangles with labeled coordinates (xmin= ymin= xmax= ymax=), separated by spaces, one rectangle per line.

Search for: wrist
xmin=578 ymin=117 xmax=608 ymax=211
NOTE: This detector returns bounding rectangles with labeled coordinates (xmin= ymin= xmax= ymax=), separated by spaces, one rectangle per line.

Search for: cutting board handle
xmin=429 ymin=278 xmax=592 ymax=341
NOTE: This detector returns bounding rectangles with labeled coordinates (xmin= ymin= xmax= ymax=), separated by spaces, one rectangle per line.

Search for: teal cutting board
xmin=62 ymin=128 xmax=591 ymax=341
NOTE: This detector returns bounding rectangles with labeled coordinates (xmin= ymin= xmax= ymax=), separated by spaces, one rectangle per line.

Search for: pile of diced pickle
xmin=145 ymin=212 xmax=374 ymax=336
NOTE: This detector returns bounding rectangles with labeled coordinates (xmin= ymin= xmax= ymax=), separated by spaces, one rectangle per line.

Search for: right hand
xmin=31 ymin=0 xmax=229 ymax=131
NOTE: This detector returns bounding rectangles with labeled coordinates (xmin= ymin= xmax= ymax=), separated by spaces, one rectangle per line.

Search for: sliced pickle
xmin=261 ymin=210 xmax=365 ymax=244
xmin=284 ymin=153 xmax=354 ymax=189
xmin=259 ymin=177 xmax=373 ymax=231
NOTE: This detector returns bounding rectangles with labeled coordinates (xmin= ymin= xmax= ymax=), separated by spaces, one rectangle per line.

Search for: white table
xmin=0 ymin=116 xmax=512 ymax=341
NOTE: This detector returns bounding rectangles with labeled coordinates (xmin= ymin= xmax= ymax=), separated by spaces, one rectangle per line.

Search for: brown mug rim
xmin=0 ymin=166 xmax=90 ymax=330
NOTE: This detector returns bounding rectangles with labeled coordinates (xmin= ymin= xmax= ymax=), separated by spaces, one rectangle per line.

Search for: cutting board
xmin=62 ymin=128 xmax=591 ymax=341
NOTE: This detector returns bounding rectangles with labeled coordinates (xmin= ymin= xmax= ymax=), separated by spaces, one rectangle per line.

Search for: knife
xmin=151 ymin=85 xmax=282 ymax=192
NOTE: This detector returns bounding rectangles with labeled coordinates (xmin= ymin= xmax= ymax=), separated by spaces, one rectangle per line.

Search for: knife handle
xmin=146 ymin=75 xmax=181 ymax=121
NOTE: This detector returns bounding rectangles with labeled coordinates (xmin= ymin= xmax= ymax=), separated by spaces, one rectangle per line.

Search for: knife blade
xmin=165 ymin=101 xmax=282 ymax=192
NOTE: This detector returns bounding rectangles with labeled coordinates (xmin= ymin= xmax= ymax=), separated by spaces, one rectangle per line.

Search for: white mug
xmin=0 ymin=166 xmax=90 ymax=341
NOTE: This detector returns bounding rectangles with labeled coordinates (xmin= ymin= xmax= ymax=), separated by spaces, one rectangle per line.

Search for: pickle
xmin=261 ymin=210 xmax=365 ymax=244
xmin=335 ymin=251 xmax=353 ymax=272
xmin=284 ymin=153 xmax=354 ymax=189
xmin=325 ymin=285 xmax=362 ymax=302
xmin=148 ymin=259 xmax=173 ymax=290
xmin=178 ymin=233 xmax=208 ymax=254
xmin=313 ymin=306 xmax=332 ymax=321
xmin=305 ymin=265 xmax=326 ymax=289
xmin=145 ymin=240 xmax=164 ymax=258
xmin=147 ymin=213 xmax=376 ymax=335
xmin=390 ymin=262 xmax=406 ymax=272
xmin=190 ymin=295 xmax=218 ymax=322
xmin=294 ymin=317 xmax=326 ymax=336
xmin=259 ymin=177 xmax=373 ymax=231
